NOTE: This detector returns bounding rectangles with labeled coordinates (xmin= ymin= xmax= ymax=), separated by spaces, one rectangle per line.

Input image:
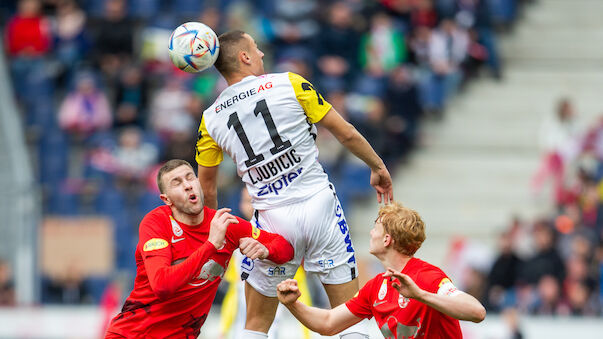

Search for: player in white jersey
xmin=195 ymin=31 xmax=393 ymax=339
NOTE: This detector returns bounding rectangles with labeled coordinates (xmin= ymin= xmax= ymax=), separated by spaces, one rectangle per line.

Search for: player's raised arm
xmin=277 ymin=279 xmax=362 ymax=336
xmin=318 ymin=107 xmax=394 ymax=204
xmin=226 ymin=217 xmax=294 ymax=264
xmin=198 ymin=164 xmax=219 ymax=209
xmin=143 ymin=209 xmax=237 ymax=300
xmin=196 ymin=114 xmax=224 ymax=209
xmin=384 ymin=268 xmax=486 ymax=323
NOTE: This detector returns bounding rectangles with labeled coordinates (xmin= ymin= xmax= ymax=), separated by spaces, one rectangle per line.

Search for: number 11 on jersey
xmin=227 ymin=99 xmax=291 ymax=168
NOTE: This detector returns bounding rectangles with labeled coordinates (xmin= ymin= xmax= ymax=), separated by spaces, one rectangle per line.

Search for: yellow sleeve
xmin=288 ymin=72 xmax=332 ymax=124
xmin=195 ymin=114 xmax=223 ymax=167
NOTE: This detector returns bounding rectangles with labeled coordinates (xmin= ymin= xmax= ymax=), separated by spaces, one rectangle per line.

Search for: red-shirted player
xmin=105 ymin=159 xmax=294 ymax=338
xmin=276 ymin=202 xmax=485 ymax=338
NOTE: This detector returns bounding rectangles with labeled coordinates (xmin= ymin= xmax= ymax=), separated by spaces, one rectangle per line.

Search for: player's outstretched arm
xmin=198 ymin=164 xmax=219 ymax=209
xmin=318 ymin=108 xmax=393 ymax=204
xmin=277 ymin=279 xmax=362 ymax=336
xmin=384 ymin=268 xmax=486 ymax=323
xmin=144 ymin=209 xmax=238 ymax=299
xmin=228 ymin=218 xmax=294 ymax=264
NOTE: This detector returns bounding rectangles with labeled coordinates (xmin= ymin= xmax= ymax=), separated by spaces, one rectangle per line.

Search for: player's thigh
xmin=243 ymin=207 xmax=304 ymax=298
xmin=244 ymin=281 xmax=279 ymax=330
xmin=323 ymin=277 xmax=360 ymax=308
xmin=303 ymin=187 xmax=358 ymax=285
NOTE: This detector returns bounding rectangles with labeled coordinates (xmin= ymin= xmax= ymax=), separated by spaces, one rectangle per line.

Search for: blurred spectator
xmin=383 ymin=66 xmax=422 ymax=162
xmin=267 ymin=0 xmax=319 ymax=61
xmin=5 ymin=0 xmax=51 ymax=57
xmin=421 ymin=18 xmax=468 ymax=116
xmin=532 ymin=98 xmax=580 ymax=206
xmin=149 ymin=78 xmax=194 ymax=140
xmin=0 ymin=259 xmax=15 ymax=306
xmin=88 ymin=0 xmax=135 ymax=77
xmin=518 ymin=221 xmax=565 ymax=285
xmin=532 ymin=275 xmax=562 ymax=315
xmin=411 ymin=0 xmax=438 ymax=28
xmin=58 ymin=72 xmax=112 ymax=136
xmin=359 ymin=12 xmax=407 ymax=76
xmin=5 ymin=0 xmax=52 ymax=103
xmin=315 ymin=1 xmax=360 ymax=90
xmin=113 ymin=64 xmax=148 ymax=129
xmin=486 ymin=231 xmax=522 ymax=311
xmin=112 ymin=127 xmax=159 ymax=189
xmin=43 ymin=264 xmax=92 ymax=304
xmin=52 ymin=0 xmax=88 ymax=82
xmin=162 ymin=95 xmax=202 ymax=165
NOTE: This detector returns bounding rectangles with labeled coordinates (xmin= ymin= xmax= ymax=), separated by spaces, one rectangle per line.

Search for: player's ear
xmin=240 ymin=49 xmax=252 ymax=65
xmin=383 ymin=234 xmax=393 ymax=248
xmin=160 ymin=193 xmax=172 ymax=206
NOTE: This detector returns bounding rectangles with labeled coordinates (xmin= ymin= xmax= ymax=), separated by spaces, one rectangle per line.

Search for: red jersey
xmin=106 ymin=206 xmax=293 ymax=338
xmin=346 ymin=258 xmax=462 ymax=339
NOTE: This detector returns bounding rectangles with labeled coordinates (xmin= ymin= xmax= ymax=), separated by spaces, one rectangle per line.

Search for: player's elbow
xmin=469 ymin=304 xmax=486 ymax=323
xmin=273 ymin=243 xmax=294 ymax=264
xmin=337 ymin=123 xmax=358 ymax=145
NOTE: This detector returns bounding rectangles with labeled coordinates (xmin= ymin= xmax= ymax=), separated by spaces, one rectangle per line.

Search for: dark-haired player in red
xmin=105 ymin=159 xmax=294 ymax=338
xmin=277 ymin=202 xmax=485 ymax=339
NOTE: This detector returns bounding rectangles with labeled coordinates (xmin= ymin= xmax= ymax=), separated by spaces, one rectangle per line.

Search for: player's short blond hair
xmin=378 ymin=202 xmax=426 ymax=256
xmin=214 ymin=30 xmax=248 ymax=76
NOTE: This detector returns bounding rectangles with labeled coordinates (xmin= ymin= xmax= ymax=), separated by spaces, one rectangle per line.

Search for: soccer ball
xmin=168 ymin=22 xmax=219 ymax=73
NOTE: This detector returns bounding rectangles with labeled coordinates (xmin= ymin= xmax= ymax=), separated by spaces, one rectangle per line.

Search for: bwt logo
xmin=318 ymin=259 xmax=334 ymax=269
xmin=335 ymin=203 xmax=356 ymax=264
xmin=267 ymin=266 xmax=286 ymax=276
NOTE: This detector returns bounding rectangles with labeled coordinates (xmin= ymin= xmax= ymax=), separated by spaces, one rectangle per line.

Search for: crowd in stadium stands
xmin=2 ymin=0 xmax=526 ymax=305
xmin=473 ymin=98 xmax=603 ymax=316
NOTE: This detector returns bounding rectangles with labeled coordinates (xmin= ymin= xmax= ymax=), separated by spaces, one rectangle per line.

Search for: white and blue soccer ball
xmin=168 ymin=22 xmax=219 ymax=73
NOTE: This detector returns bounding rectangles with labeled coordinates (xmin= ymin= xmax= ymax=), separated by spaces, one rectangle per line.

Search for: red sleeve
xmin=139 ymin=212 xmax=217 ymax=300
xmin=225 ymin=216 xmax=294 ymax=264
xmin=345 ymin=275 xmax=380 ymax=319
xmin=416 ymin=266 xmax=449 ymax=294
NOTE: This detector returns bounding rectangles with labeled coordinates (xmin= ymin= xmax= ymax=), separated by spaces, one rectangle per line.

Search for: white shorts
xmin=242 ymin=185 xmax=358 ymax=297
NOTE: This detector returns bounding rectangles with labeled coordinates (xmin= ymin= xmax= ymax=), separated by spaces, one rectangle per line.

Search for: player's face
xmin=161 ymin=165 xmax=204 ymax=216
xmin=245 ymin=34 xmax=264 ymax=75
xmin=369 ymin=218 xmax=386 ymax=255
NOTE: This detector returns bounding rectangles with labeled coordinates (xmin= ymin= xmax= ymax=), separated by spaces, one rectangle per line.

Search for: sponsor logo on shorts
xmin=241 ymin=256 xmax=254 ymax=272
xmin=334 ymin=203 xmax=356 ymax=264
xmin=318 ymin=259 xmax=334 ymax=268
xmin=143 ymin=238 xmax=169 ymax=251
xmin=268 ymin=266 xmax=286 ymax=276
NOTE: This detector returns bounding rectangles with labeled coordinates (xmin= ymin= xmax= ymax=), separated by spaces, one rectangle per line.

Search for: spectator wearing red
xmin=5 ymin=0 xmax=51 ymax=57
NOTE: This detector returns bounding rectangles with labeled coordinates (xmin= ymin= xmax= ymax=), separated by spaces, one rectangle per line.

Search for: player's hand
xmin=276 ymin=279 xmax=301 ymax=306
xmin=239 ymin=237 xmax=269 ymax=260
xmin=370 ymin=166 xmax=394 ymax=204
xmin=208 ymin=208 xmax=239 ymax=250
xmin=384 ymin=268 xmax=423 ymax=300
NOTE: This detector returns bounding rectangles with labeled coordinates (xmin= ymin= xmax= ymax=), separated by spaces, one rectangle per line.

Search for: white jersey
xmin=196 ymin=72 xmax=332 ymax=209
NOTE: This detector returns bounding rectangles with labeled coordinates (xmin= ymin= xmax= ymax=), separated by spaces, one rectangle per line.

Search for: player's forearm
xmin=284 ymin=301 xmax=345 ymax=336
xmin=148 ymin=242 xmax=218 ymax=299
xmin=203 ymin=190 xmax=218 ymax=210
xmin=415 ymin=290 xmax=486 ymax=323
xmin=262 ymin=235 xmax=294 ymax=264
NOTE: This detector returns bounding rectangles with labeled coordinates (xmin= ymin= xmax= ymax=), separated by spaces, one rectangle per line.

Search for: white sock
xmin=241 ymin=329 xmax=269 ymax=339
xmin=339 ymin=319 xmax=370 ymax=339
